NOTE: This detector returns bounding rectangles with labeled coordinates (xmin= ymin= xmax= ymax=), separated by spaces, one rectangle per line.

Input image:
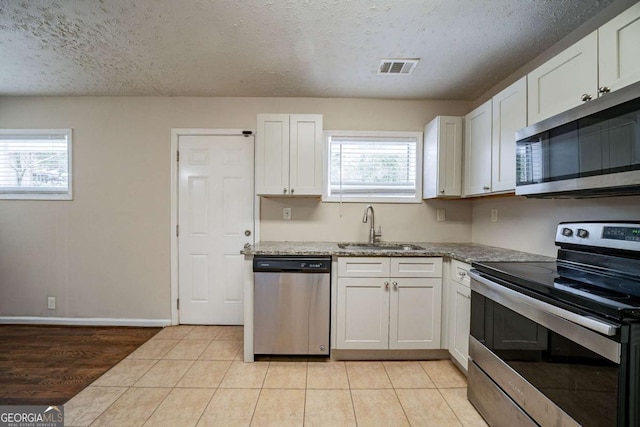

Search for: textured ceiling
xmin=0 ymin=0 xmax=616 ymax=99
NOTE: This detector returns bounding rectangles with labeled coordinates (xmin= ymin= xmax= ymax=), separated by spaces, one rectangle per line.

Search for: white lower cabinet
xmin=448 ymin=259 xmax=471 ymax=371
xmin=336 ymin=257 xmax=442 ymax=350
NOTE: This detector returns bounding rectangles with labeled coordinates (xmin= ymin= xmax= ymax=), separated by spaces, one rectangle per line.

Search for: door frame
xmin=170 ymin=129 xmax=259 ymax=325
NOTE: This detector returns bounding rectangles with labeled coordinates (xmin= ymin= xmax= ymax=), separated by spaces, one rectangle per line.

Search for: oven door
xmin=468 ymin=270 xmax=624 ymax=427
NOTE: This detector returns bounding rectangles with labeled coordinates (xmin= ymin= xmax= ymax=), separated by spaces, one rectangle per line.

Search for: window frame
xmin=322 ymin=130 xmax=423 ymax=203
xmin=0 ymin=129 xmax=73 ymax=200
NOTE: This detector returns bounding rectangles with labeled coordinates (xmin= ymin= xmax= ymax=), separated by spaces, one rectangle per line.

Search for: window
xmin=324 ymin=130 xmax=422 ymax=203
xmin=0 ymin=129 xmax=72 ymax=200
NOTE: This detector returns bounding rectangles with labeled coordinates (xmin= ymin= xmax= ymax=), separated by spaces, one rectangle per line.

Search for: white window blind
xmin=0 ymin=129 xmax=72 ymax=200
xmin=325 ymin=131 xmax=422 ymax=202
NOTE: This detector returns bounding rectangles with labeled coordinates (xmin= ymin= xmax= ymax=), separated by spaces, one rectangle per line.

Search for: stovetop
xmin=472 ymin=260 xmax=640 ymax=322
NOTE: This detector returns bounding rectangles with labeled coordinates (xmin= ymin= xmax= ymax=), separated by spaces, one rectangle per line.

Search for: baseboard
xmin=0 ymin=316 xmax=171 ymax=327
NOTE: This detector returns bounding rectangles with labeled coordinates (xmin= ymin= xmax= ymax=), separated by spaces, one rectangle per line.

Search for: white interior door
xmin=178 ymin=134 xmax=254 ymax=324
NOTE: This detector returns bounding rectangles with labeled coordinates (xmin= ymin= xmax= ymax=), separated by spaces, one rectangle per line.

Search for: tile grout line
xmin=301 ymin=362 xmax=308 ymax=426
xmin=77 ymin=356 xmax=163 ymax=426
xmin=383 ymin=361 xmax=413 ymax=426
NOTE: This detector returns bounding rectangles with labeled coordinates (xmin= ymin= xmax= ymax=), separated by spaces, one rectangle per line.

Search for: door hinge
xmin=177 ymin=299 xmax=180 ymax=310
xmin=176 ymin=225 xmax=179 ymax=237
xmin=177 ymin=150 xmax=179 ymax=162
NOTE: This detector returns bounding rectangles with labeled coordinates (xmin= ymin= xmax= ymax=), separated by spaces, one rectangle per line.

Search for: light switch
xmin=436 ymin=209 xmax=446 ymax=222
xmin=491 ymin=209 xmax=498 ymax=223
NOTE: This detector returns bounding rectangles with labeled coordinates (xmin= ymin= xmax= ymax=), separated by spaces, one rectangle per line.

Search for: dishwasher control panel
xmin=253 ymin=256 xmax=331 ymax=273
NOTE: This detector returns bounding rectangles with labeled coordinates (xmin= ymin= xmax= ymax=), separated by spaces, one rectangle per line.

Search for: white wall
xmin=471 ymin=195 xmax=640 ymax=257
xmin=0 ymin=96 xmax=472 ymax=320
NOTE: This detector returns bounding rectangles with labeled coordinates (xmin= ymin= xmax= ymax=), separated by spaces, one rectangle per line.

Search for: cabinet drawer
xmin=338 ymin=257 xmax=390 ymax=277
xmin=451 ymin=259 xmax=471 ymax=287
xmin=390 ymin=257 xmax=442 ymax=278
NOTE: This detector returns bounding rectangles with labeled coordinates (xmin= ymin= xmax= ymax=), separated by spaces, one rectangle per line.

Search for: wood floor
xmin=0 ymin=325 xmax=160 ymax=405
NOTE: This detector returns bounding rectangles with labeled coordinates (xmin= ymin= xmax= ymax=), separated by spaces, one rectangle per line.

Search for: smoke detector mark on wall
xmin=378 ymin=59 xmax=419 ymax=75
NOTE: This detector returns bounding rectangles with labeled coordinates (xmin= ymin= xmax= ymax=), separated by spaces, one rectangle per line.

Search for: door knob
xmin=244 ymin=230 xmax=251 ymax=236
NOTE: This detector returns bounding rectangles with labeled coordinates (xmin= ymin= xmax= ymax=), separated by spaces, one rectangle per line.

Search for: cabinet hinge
xmin=176 ymin=225 xmax=179 ymax=237
xmin=177 ymin=299 xmax=180 ymax=310
xmin=177 ymin=150 xmax=179 ymax=162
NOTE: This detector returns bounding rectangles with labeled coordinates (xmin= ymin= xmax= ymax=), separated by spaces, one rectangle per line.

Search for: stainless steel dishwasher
xmin=253 ymin=256 xmax=331 ymax=356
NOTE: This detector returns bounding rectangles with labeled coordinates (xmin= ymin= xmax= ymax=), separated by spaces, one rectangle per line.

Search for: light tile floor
xmin=64 ymin=325 xmax=488 ymax=427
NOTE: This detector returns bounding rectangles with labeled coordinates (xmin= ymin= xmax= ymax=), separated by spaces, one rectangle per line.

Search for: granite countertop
xmin=242 ymin=241 xmax=554 ymax=264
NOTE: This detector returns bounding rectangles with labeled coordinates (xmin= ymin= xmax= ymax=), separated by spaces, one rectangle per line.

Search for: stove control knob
xmin=561 ymin=227 xmax=573 ymax=237
xmin=577 ymin=228 xmax=589 ymax=238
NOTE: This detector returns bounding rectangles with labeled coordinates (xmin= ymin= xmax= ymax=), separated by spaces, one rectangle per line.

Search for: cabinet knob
xmin=283 ymin=188 xmax=287 ymax=194
xmin=581 ymin=94 xmax=593 ymax=102
xmin=483 ymin=186 xmax=490 ymax=191
xmin=392 ymin=281 xmax=398 ymax=288
xmin=458 ymin=271 xmax=466 ymax=277
xmin=598 ymin=86 xmax=611 ymax=94
xmin=440 ymin=189 xmax=445 ymax=194
xmin=384 ymin=281 xmax=390 ymax=289
xmin=290 ymin=188 xmax=294 ymax=194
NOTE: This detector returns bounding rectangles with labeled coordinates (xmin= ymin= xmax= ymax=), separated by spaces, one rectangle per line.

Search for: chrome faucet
xmin=362 ymin=205 xmax=382 ymax=244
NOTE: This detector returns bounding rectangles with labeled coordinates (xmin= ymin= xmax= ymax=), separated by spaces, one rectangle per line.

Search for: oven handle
xmin=470 ymin=271 xmax=619 ymax=336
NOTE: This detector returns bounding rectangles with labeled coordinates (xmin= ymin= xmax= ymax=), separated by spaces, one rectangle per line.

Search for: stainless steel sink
xmin=337 ymin=243 xmax=425 ymax=251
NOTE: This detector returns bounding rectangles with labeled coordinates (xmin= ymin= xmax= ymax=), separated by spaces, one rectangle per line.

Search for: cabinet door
xmin=423 ymin=116 xmax=463 ymax=198
xmin=464 ymin=100 xmax=492 ymax=196
xmin=527 ymin=32 xmax=598 ymax=124
xmin=599 ymin=2 xmax=640 ymax=94
xmin=448 ymin=281 xmax=470 ymax=370
xmin=389 ymin=277 xmax=442 ymax=349
xmin=289 ymin=114 xmax=323 ymax=196
xmin=256 ymin=114 xmax=290 ymax=195
xmin=336 ymin=277 xmax=389 ymax=350
xmin=492 ymin=77 xmax=527 ymax=193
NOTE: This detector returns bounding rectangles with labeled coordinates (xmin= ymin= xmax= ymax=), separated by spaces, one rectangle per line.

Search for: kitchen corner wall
xmin=471 ymin=195 xmax=640 ymax=257
xmin=0 ymin=95 xmax=471 ymax=321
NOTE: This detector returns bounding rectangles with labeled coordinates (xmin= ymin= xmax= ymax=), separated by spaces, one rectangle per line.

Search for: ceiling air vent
xmin=378 ymin=58 xmax=419 ymax=75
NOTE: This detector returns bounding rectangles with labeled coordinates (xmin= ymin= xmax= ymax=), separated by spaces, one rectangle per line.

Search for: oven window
xmin=471 ymin=292 xmax=619 ymax=427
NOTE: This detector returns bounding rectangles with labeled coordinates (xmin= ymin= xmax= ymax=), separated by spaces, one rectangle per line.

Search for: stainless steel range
xmin=469 ymin=221 xmax=640 ymax=427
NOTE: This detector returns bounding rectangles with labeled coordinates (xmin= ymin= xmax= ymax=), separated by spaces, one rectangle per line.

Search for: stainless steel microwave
xmin=515 ymin=81 xmax=640 ymax=198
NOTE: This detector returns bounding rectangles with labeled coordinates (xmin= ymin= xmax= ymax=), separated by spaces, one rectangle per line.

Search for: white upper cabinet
xmin=528 ymin=2 xmax=640 ymax=124
xmin=423 ymin=116 xmax=463 ymax=198
xmin=256 ymin=114 xmax=323 ymax=196
xmin=491 ymin=77 xmax=527 ymax=193
xmin=599 ymin=2 xmax=640 ymax=93
xmin=463 ymin=100 xmax=492 ymax=196
xmin=527 ymin=32 xmax=598 ymax=124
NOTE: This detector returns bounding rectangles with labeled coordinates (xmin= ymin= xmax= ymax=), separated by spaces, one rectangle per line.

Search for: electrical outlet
xmin=47 ymin=297 xmax=56 ymax=310
xmin=283 ymin=207 xmax=292 ymax=220
xmin=436 ymin=209 xmax=446 ymax=222
xmin=490 ymin=209 xmax=498 ymax=223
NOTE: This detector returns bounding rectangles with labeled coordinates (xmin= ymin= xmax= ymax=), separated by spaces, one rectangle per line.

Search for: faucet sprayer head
xmin=362 ymin=205 xmax=373 ymax=223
